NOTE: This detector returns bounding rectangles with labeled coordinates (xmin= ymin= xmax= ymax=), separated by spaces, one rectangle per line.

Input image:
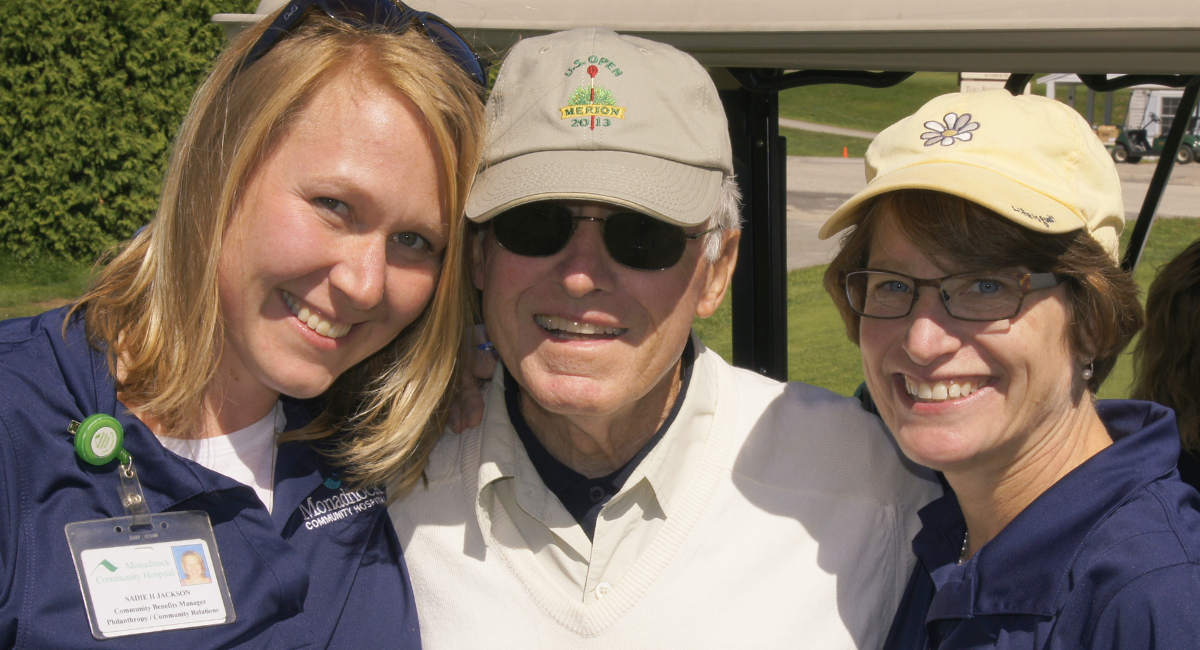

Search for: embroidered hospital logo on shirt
xmin=921 ymin=112 xmax=980 ymax=146
xmin=299 ymin=484 xmax=385 ymax=530
xmin=561 ymin=61 xmax=627 ymax=129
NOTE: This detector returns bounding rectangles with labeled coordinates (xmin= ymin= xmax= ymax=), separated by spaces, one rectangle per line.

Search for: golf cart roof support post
xmin=720 ymin=67 xmax=913 ymax=380
xmin=1005 ymin=73 xmax=1035 ymax=95
xmin=721 ymin=82 xmax=789 ymax=381
xmin=1122 ymin=78 xmax=1200 ymax=272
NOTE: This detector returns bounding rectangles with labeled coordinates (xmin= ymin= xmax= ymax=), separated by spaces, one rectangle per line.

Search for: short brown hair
xmin=823 ymin=190 xmax=1143 ymax=390
xmin=1133 ymin=238 xmax=1200 ymax=451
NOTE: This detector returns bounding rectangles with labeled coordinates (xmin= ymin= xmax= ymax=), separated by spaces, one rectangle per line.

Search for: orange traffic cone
xmin=842 ymin=146 xmax=849 ymax=158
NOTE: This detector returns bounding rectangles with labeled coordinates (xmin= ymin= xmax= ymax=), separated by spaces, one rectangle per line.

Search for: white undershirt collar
xmin=155 ymin=402 xmax=284 ymax=513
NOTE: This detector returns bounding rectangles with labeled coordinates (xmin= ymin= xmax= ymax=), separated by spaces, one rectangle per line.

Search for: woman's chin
xmin=893 ymin=427 xmax=980 ymax=472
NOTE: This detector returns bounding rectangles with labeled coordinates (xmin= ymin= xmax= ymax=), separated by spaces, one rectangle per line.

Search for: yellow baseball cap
xmin=819 ymin=89 xmax=1124 ymax=260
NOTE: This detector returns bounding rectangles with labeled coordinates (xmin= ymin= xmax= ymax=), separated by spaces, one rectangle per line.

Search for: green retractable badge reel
xmin=70 ymin=414 xmax=129 ymax=466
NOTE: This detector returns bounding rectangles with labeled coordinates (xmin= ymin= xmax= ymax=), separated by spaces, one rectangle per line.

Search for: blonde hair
xmin=1134 ymin=239 xmax=1200 ymax=452
xmin=73 ymin=11 xmax=485 ymax=491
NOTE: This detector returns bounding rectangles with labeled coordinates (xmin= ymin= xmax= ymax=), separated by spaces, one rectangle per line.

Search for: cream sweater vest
xmin=391 ymin=346 xmax=940 ymax=649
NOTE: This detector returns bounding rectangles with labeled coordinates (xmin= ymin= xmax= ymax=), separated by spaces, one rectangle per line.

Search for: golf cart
xmin=1112 ymin=112 xmax=1200 ymax=164
xmin=220 ymin=0 xmax=1200 ymax=383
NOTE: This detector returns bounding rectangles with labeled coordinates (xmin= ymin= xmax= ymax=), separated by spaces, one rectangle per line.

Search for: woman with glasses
xmin=820 ymin=90 xmax=1200 ymax=649
xmin=0 ymin=1 xmax=484 ymax=647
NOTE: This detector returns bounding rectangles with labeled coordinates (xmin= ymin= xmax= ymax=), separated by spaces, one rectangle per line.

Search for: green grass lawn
xmin=778 ymin=72 xmax=961 ymax=134
xmin=0 ymin=254 xmax=91 ymax=321
xmin=695 ymin=218 xmax=1200 ymax=398
xmin=781 ymin=127 xmax=872 ymax=158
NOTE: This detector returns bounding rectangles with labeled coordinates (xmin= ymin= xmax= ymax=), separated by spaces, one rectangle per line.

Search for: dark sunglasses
xmin=237 ymin=0 xmax=486 ymax=87
xmin=491 ymin=202 xmax=715 ymax=271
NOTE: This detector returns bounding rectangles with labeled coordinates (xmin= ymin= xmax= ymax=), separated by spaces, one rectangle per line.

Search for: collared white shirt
xmin=476 ymin=347 xmax=713 ymax=599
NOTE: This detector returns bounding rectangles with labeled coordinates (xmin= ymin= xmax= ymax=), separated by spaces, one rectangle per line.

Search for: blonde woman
xmin=0 ymin=1 xmax=484 ymax=647
xmin=179 ymin=551 xmax=213 ymax=586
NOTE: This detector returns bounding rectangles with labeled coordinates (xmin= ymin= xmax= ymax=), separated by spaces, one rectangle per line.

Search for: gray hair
xmin=702 ymin=175 xmax=743 ymax=262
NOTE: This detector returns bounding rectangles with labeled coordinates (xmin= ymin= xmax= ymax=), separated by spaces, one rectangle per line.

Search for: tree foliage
xmin=0 ymin=0 xmax=255 ymax=260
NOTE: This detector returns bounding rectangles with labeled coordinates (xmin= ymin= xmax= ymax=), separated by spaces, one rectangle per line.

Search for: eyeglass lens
xmin=846 ymin=271 xmax=1029 ymax=320
xmin=491 ymin=202 xmax=692 ymax=271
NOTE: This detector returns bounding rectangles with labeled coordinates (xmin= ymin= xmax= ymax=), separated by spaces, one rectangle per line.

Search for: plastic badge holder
xmin=64 ymin=415 xmax=236 ymax=639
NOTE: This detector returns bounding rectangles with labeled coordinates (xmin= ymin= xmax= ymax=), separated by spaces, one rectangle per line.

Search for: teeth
xmin=904 ymin=377 xmax=986 ymax=402
xmin=282 ymin=290 xmax=351 ymax=339
xmin=535 ymin=315 xmax=626 ymax=336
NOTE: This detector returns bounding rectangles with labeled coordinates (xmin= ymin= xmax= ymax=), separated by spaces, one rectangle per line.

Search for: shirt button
xmin=589 ymin=486 xmax=606 ymax=503
xmin=594 ymin=582 xmax=612 ymax=600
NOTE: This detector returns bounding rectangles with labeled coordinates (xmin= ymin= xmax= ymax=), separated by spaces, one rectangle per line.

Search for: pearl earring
xmin=1082 ymin=359 xmax=1094 ymax=380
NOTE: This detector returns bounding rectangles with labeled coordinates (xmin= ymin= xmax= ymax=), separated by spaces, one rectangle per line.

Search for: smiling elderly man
xmin=390 ymin=28 xmax=940 ymax=649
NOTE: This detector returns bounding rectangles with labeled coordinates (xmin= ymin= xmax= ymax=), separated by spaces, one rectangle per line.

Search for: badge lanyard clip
xmin=116 ymin=456 xmax=151 ymax=527
xmin=69 ymin=414 xmax=151 ymax=527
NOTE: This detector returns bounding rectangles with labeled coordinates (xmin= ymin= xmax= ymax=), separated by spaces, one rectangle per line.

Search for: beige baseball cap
xmin=465 ymin=28 xmax=733 ymax=226
xmin=819 ymin=89 xmax=1125 ymax=260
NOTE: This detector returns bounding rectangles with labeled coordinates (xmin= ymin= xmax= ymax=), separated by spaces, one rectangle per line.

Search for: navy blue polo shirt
xmin=0 ymin=308 xmax=420 ymax=648
xmin=883 ymin=400 xmax=1200 ymax=650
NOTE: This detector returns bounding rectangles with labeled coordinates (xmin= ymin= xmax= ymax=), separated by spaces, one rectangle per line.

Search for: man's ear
xmin=471 ymin=230 xmax=488 ymax=291
xmin=696 ymin=230 xmax=740 ymax=319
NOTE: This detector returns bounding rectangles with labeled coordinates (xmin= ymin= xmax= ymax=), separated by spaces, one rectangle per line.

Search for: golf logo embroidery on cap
xmin=921 ymin=113 xmax=980 ymax=147
xmin=560 ymin=63 xmax=626 ymax=130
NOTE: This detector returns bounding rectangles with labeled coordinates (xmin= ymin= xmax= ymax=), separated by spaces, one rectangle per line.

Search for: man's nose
xmin=555 ymin=220 xmax=617 ymax=298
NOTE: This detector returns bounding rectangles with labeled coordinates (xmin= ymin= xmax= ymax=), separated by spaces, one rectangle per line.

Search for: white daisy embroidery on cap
xmin=921 ymin=113 xmax=980 ymax=147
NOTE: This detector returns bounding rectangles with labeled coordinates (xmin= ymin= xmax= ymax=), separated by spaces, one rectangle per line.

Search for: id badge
xmin=65 ymin=511 xmax=236 ymax=639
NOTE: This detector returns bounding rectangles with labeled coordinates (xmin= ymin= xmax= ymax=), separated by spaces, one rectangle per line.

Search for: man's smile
xmin=534 ymin=314 xmax=627 ymax=340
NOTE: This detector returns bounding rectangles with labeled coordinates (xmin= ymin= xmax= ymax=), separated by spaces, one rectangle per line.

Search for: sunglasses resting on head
xmin=238 ymin=0 xmax=486 ymax=86
xmin=490 ymin=201 xmax=716 ymax=272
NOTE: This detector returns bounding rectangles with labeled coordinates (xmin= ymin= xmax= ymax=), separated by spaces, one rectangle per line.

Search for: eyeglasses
xmin=839 ymin=269 xmax=1064 ymax=321
xmin=491 ymin=201 xmax=715 ymax=271
xmin=237 ymin=0 xmax=486 ymax=87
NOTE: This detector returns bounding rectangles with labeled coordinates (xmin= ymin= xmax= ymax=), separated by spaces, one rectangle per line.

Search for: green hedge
xmin=0 ymin=0 xmax=255 ymax=261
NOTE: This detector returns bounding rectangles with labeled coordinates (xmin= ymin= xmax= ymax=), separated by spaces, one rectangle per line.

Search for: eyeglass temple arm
xmin=1028 ymin=273 xmax=1062 ymax=290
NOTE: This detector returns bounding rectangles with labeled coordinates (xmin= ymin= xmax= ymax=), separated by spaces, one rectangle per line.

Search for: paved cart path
xmin=778 ymin=118 xmax=878 ymax=139
xmin=786 ymin=156 xmax=1200 ymax=270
